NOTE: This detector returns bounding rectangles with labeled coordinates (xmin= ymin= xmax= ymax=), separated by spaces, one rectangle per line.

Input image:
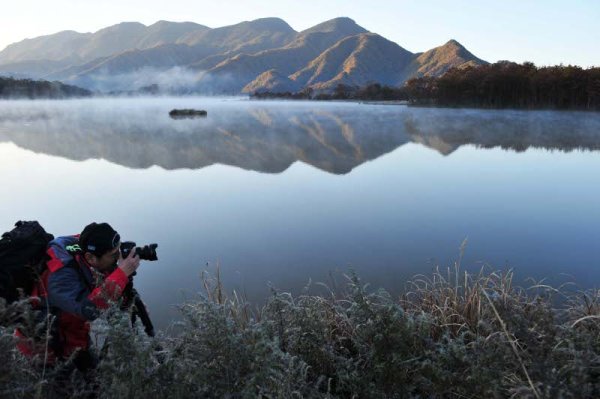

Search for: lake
xmin=1 ymin=97 xmax=599 ymax=328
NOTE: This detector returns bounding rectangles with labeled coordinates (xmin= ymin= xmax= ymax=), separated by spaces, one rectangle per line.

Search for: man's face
xmin=87 ymin=245 xmax=120 ymax=272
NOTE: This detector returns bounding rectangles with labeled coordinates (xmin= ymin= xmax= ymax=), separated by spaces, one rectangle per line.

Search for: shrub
xmin=1 ymin=265 xmax=598 ymax=398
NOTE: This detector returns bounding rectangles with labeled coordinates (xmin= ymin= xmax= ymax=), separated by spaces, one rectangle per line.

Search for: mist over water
xmin=1 ymin=97 xmax=600 ymax=328
xmin=84 ymin=67 xmax=207 ymax=93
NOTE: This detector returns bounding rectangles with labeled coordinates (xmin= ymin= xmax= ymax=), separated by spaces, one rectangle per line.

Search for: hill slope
xmin=0 ymin=21 xmax=208 ymax=65
xmin=197 ymin=17 xmax=369 ymax=93
xmin=404 ymin=39 xmax=487 ymax=78
xmin=0 ymin=18 xmax=487 ymax=93
xmin=47 ymin=18 xmax=298 ymax=90
xmin=289 ymin=33 xmax=414 ymax=90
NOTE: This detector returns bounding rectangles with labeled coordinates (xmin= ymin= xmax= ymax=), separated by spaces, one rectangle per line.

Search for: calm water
xmin=1 ymin=97 xmax=600 ymax=328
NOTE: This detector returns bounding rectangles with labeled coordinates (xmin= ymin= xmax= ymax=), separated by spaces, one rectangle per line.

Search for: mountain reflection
xmin=0 ymin=100 xmax=599 ymax=174
xmin=403 ymin=109 xmax=600 ymax=155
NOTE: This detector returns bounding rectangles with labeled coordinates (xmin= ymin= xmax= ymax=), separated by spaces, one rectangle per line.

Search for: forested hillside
xmin=0 ymin=77 xmax=91 ymax=99
xmin=405 ymin=62 xmax=600 ymax=110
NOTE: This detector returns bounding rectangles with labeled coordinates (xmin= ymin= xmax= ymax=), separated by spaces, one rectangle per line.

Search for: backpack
xmin=0 ymin=221 xmax=54 ymax=303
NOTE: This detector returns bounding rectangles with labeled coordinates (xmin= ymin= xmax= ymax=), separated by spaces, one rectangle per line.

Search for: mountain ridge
xmin=0 ymin=18 xmax=488 ymax=93
xmin=289 ymin=33 xmax=414 ymax=91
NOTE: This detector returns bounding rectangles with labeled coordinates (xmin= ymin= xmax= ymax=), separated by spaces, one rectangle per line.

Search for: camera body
xmin=120 ymin=241 xmax=158 ymax=261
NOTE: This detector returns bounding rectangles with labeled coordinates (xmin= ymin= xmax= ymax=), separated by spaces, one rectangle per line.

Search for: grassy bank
xmin=1 ymin=266 xmax=599 ymax=398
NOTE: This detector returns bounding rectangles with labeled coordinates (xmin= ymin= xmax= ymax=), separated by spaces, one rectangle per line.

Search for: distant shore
xmin=3 ymin=60 xmax=599 ymax=111
xmin=250 ymin=62 xmax=600 ymax=111
xmin=0 ymin=76 xmax=91 ymax=100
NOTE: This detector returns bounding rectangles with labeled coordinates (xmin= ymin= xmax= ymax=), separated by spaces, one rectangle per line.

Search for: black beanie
xmin=79 ymin=222 xmax=120 ymax=256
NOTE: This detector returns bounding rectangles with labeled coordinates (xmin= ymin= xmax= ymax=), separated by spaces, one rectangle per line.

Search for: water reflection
xmin=0 ymin=99 xmax=599 ymax=174
xmin=0 ymin=99 xmax=408 ymax=174
xmin=1 ymin=99 xmax=600 ymax=328
xmin=403 ymin=109 xmax=600 ymax=155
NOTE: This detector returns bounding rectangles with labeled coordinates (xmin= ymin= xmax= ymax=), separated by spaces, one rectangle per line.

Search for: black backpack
xmin=0 ymin=221 xmax=54 ymax=303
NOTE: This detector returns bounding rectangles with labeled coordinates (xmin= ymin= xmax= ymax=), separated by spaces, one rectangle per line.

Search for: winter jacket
xmin=17 ymin=235 xmax=129 ymax=358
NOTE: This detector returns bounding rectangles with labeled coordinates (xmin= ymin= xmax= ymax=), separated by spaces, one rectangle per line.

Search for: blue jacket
xmin=45 ymin=235 xmax=129 ymax=355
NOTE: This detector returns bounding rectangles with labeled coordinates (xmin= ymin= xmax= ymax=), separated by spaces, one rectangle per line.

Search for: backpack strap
xmin=46 ymin=236 xmax=80 ymax=273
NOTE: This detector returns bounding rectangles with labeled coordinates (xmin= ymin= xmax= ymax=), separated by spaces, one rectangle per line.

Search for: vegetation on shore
xmin=405 ymin=62 xmax=600 ymax=110
xmin=1 ymin=261 xmax=599 ymax=398
xmin=0 ymin=77 xmax=91 ymax=99
xmin=251 ymin=84 xmax=408 ymax=102
xmin=252 ymin=62 xmax=600 ymax=111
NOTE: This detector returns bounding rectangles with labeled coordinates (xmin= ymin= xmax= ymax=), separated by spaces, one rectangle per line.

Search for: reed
xmin=1 ymin=264 xmax=598 ymax=398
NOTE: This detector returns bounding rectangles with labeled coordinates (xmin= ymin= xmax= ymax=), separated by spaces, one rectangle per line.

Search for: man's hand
xmin=118 ymin=248 xmax=140 ymax=277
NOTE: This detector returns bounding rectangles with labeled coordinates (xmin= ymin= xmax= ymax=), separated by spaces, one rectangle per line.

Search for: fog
xmin=61 ymin=67 xmax=244 ymax=95
xmin=1 ymin=98 xmax=599 ymax=174
xmin=83 ymin=67 xmax=205 ymax=93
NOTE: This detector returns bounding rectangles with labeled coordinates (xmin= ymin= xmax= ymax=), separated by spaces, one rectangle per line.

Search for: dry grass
xmin=1 ymin=262 xmax=599 ymax=398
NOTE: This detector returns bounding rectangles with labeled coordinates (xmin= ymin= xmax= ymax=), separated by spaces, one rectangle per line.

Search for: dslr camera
xmin=120 ymin=241 xmax=159 ymax=261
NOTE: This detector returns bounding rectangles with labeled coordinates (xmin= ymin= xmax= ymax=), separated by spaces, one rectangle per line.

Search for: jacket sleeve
xmin=88 ymin=267 xmax=129 ymax=309
xmin=48 ymin=266 xmax=129 ymax=321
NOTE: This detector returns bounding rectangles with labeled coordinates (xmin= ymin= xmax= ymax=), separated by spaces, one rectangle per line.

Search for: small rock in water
xmin=169 ymin=109 xmax=208 ymax=119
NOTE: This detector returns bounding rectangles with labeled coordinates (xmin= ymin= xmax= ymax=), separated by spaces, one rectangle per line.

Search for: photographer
xmin=43 ymin=222 xmax=143 ymax=370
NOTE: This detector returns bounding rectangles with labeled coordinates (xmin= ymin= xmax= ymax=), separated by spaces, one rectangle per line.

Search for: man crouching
xmin=44 ymin=222 xmax=140 ymax=370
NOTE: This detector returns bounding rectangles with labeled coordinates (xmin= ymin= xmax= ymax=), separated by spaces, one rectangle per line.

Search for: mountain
xmin=404 ymin=39 xmax=486 ymax=78
xmin=44 ymin=44 xmax=216 ymax=91
xmin=46 ymin=18 xmax=298 ymax=90
xmin=195 ymin=17 xmax=369 ymax=93
xmin=184 ymin=18 xmax=297 ymax=70
xmin=0 ymin=58 xmax=77 ymax=79
xmin=288 ymin=33 xmax=414 ymax=91
xmin=0 ymin=30 xmax=91 ymax=64
xmin=0 ymin=21 xmax=209 ymax=77
xmin=137 ymin=21 xmax=207 ymax=48
xmin=242 ymin=69 xmax=302 ymax=93
xmin=243 ymin=36 xmax=485 ymax=94
xmin=75 ymin=22 xmax=149 ymax=61
xmin=178 ymin=18 xmax=295 ymax=50
xmin=0 ymin=18 xmax=487 ymax=93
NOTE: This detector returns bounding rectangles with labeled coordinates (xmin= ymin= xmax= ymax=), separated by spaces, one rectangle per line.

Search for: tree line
xmin=405 ymin=62 xmax=600 ymax=110
xmin=0 ymin=77 xmax=91 ymax=99
xmin=252 ymin=62 xmax=600 ymax=110
xmin=252 ymin=84 xmax=409 ymax=101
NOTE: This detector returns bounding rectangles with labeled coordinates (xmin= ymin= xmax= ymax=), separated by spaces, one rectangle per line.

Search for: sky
xmin=0 ymin=0 xmax=598 ymax=67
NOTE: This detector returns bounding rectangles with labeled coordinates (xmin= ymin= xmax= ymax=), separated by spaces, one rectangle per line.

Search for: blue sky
xmin=1 ymin=0 xmax=598 ymax=66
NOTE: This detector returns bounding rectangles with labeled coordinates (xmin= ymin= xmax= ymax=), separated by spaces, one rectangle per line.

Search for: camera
xmin=120 ymin=241 xmax=158 ymax=261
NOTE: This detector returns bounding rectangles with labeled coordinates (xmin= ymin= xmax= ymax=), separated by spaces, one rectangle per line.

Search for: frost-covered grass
xmin=1 ymin=265 xmax=599 ymax=398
